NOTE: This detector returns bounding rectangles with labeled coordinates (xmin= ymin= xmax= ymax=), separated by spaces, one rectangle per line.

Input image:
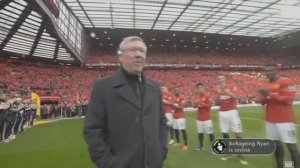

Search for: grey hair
xmin=117 ymin=36 xmax=147 ymax=54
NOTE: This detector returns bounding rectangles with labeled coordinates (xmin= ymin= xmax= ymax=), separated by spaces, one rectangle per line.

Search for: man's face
xmin=119 ymin=40 xmax=147 ymax=75
xmin=197 ymin=85 xmax=204 ymax=94
xmin=161 ymin=87 xmax=167 ymax=93
xmin=174 ymin=88 xmax=180 ymax=96
xmin=266 ymin=70 xmax=277 ymax=82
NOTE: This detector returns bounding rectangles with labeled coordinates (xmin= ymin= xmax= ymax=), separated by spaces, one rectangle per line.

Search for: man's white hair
xmin=117 ymin=36 xmax=147 ymax=54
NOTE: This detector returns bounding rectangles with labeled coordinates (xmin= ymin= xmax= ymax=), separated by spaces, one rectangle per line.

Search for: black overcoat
xmin=84 ymin=69 xmax=168 ymax=168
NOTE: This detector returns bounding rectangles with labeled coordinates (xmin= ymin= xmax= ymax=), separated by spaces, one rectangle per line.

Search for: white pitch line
xmin=240 ymin=117 xmax=264 ymax=122
xmin=240 ymin=116 xmax=299 ymax=127
xmin=211 ymin=112 xmax=299 ymax=127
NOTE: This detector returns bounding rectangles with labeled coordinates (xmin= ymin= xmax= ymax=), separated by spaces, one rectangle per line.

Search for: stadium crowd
xmin=1 ymin=55 xmax=300 ymax=165
xmin=1 ymin=57 xmax=300 ymax=107
xmin=86 ymin=50 xmax=300 ymax=66
xmin=1 ymin=55 xmax=300 ymax=142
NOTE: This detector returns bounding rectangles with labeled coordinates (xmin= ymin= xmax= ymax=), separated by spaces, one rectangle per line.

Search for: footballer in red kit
xmin=258 ymin=67 xmax=300 ymax=168
xmin=172 ymin=88 xmax=188 ymax=151
xmin=193 ymin=83 xmax=215 ymax=152
xmin=217 ymin=75 xmax=247 ymax=165
xmin=161 ymin=86 xmax=175 ymax=145
xmin=218 ymin=83 xmax=237 ymax=111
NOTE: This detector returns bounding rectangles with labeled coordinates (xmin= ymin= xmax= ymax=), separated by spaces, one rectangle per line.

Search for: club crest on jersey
xmin=272 ymin=84 xmax=280 ymax=89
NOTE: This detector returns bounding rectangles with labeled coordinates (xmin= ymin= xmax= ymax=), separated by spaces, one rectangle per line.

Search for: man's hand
xmin=172 ymin=103 xmax=179 ymax=109
xmin=258 ymin=89 xmax=269 ymax=97
xmin=163 ymin=100 xmax=170 ymax=105
xmin=0 ymin=103 xmax=10 ymax=110
xmin=194 ymin=100 xmax=200 ymax=106
xmin=224 ymin=89 xmax=232 ymax=96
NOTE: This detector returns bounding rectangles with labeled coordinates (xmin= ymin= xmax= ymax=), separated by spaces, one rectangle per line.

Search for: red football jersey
xmin=195 ymin=93 xmax=212 ymax=121
xmin=218 ymin=84 xmax=238 ymax=111
xmin=163 ymin=92 xmax=173 ymax=113
xmin=260 ymin=77 xmax=296 ymax=123
xmin=173 ymin=96 xmax=185 ymax=119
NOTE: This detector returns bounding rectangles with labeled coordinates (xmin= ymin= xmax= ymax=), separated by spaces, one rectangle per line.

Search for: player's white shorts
xmin=165 ymin=113 xmax=173 ymax=126
xmin=219 ymin=109 xmax=242 ymax=133
xmin=266 ymin=122 xmax=297 ymax=144
xmin=173 ymin=118 xmax=186 ymax=130
xmin=197 ymin=120 xmax=214 ymax=134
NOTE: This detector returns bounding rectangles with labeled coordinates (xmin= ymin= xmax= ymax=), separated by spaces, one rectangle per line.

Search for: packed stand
xmin=86 ymin=51 xmax=300 ymax=66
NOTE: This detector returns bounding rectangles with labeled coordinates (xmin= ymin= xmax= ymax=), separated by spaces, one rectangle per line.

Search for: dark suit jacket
xmin=84 ymin=68 xmax=168 ymax=168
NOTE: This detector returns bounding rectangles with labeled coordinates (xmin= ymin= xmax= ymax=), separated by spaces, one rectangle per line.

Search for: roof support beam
xmin=184 ymin=0 xmax=225 ymax=31
xmin=109 ymin=2 xmax=114 ymax=29
xmin=0 ymin=5 xmax=32 ymax=50
xmin=76 ymin=0 xmax=95 ymax=28
xmin=230 ymin=16 xmax=270 ymax=34
xmin=257 ymin=22 xmax=295 ymax=37
xmin=167 ymin=0 xmax=194 ymax=30
xmin=216 ymin=0 xmax=280 ymax=34
xmin=53 ymin=40 xmax=59 ymax=60
xmin=29 ymin=17 xmax=46 ymax=57
xmin=151 ymin=0 xmax=167 ymax=30
xmin=189 ymin=0 xmax=235 ymax=32
xmin=133 ymin=0 xmax=135 ymax=29
xmin=0 ymin=0 xmax=12 ymax=10
xmin=201 ymin=0 xmax=240 ymax=32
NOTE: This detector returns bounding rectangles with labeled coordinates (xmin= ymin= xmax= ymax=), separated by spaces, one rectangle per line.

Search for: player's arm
xmin=162 ymin=99 xmax=172 ymax=105
xmin=224 ymin=87 xmax=238 ymax=99
xmin=269 ymin=91 xmax=295 ymax=104
xmin=258 ymin=97 xmax=267 ymax=105
xmin=199 ymin=96 xmax=213 ymax=107
xmin=257 ymin=89 xmax=269 ymax=105
xmin=83 ymin=80 xmax=117 ymax=168
xmin=193 ymin=98 xmax=200 ymax=108
xmin=269 ymin=80 xmax=296 ymax=104
xmin=173 ymin=100 xmax=185 ymax=109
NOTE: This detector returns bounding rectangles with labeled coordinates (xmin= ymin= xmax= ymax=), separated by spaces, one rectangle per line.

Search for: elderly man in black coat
xmin=84 ymin=36 xmax=168 ymax=168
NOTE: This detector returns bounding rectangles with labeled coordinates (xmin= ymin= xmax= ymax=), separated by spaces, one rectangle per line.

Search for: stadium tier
xmin=1 ymin=57 xmax=300 ymax=105
xmin=86 ymin=51 xmax=300 ymax=66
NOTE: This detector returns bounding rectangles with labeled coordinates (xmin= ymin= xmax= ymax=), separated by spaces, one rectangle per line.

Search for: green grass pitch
xmin=1 ymin=106 xmax=299 ymax=168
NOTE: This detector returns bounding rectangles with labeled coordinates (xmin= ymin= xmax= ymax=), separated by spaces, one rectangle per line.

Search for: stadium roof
xmin=64 ymin=0 xmax=300 ymax=38
xmin=1 ymin=0 xmax=300 ymax=65
xmin=0 ymin=0 xmax=83 ymax=64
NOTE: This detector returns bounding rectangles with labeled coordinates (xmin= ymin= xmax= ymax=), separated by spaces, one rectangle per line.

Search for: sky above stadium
xmin=64 ymin=0 xmax=300 ymax=38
